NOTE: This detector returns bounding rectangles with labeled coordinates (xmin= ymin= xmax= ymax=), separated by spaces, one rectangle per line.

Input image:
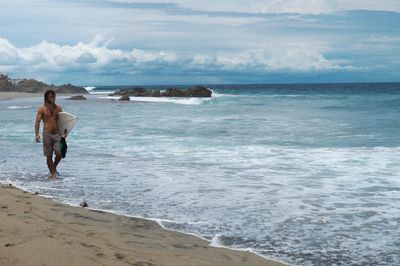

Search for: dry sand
xmin=0 ymin=92 xmax=43 ymax=101
xmin=0 ymin=184 xmax=284 ymax=266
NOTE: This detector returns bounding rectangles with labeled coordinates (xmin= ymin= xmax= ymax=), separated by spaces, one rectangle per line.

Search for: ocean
xmin=1 ymin=83 xmax=400 ymax=265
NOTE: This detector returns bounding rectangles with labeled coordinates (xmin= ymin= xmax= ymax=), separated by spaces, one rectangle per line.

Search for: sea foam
xmin=7 ymin=105 xmax=32 ymax=110
xmin=99 ymin=96 xmax=211 ymax=105
xmin=84 ymin=86 xmax=96 ymax=91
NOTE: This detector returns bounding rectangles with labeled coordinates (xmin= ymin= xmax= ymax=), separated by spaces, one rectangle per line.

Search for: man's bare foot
xmin=49 ymin=169 xmax=58 ymax=178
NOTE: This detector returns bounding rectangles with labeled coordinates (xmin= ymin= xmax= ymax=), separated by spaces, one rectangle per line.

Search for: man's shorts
xmin=43 ymin=132 xmax=62 ymax=157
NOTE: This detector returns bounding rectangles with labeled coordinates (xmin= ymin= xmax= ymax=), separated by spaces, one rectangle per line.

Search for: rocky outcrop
xmin=110 ymin=86 xmax=212 ymax=98
xmin=66 ymin=95 xmax=87 ymax=100
xmin=182 ymin=86 xmax=213 ymax=97
xmin=0 ymin=74 xmax=88 ymax=94
xmin=119 ymin=95 xmax=130 ymax=101
xmin=0 ymin=74 xmax=13 ymax=91
xmin=161 ymin=88 xmax=185 ymax=97
xmin=13 ymin=79 xmax=49 ymax=93
xmin=55 ymin=84 xmax=88 ymax=94
xmin=113 ymin=87 xmax=162 ymax=97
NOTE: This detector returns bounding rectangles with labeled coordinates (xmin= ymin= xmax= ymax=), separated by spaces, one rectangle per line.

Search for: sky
xmin=0 ymin=0 xmax=400 ymax=85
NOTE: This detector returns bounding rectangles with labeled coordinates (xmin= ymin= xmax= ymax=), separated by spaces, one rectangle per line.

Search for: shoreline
xmin=0 ymin=183 xmax=285 ymax=266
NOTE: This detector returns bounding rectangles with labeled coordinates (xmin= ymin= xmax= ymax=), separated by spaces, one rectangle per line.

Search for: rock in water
xmin=161 ymin=88 xmax=185 ymax=97
xmin=184 ymin=86 xmax=212 ymax=97
xmin=119 ymin=95 xmax=130 ymax=101
xmin=80 ymin=199 xmax=88 ymax=208
xmin=110 ymin=86 xmax=212 ymax=98
xmin=66 ymin=95 xmax=87 ymax=100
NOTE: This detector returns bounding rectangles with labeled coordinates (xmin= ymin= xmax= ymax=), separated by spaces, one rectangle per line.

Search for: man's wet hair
xmin=44 ymin=89 xmax=56 ymax=103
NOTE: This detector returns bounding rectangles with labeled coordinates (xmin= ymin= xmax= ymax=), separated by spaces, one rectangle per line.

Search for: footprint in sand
xmin=114 ymin=253 xmax=126 ymax=260
xmin=96 ymin=252 xmax=105 ymax=258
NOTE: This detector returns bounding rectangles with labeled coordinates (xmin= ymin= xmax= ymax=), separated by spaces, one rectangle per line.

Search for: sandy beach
xmin=0 ymin=92 xmax=84 ymax=102
xmin=0 ymin=184 xmax=283 ymax=266
xmin=0 ymin=91 xmax=43 ymax=101
xmin=0 ymin=92 xmax=44 ymax=101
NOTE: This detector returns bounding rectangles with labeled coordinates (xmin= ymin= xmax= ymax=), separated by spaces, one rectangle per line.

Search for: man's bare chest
xmin=43 ymin=108 xmax=59 ymax=122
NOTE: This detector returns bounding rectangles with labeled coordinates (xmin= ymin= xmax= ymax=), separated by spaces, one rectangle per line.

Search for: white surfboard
xmin=58 ymin=112 xmax=78 ymax=137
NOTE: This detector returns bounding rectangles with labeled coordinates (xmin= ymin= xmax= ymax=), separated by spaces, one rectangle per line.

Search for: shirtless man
xmin=35 ymin=90 xmax=63 ymax=178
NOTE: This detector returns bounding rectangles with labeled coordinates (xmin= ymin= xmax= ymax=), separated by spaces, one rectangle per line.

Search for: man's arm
xmin=35 ymin=106 xmax=43 ymax=142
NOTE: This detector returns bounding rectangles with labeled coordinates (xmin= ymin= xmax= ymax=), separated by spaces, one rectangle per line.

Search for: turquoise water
xmin=1 ymin=83 xmax=400 ymax=265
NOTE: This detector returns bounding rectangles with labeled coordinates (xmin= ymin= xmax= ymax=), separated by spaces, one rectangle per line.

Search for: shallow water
xmin=1 ymin=83 xmax=400 ymax=265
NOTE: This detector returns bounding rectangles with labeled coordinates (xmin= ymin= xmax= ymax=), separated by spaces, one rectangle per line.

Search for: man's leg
xmin=53 ymin=136 xmax=62 ymax=176
xmin=46 ymin=156 xmax=56 ymax=177
xmin=54 ymin=154 xmax=62 ymax=174
xmin=44 ymin=132 xmax=56 ymax=177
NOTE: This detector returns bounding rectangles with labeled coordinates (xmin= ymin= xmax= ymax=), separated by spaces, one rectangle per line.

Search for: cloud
xmin=191 ymin=45 xmax=354 ymax=73
xmin=109 ymin=0 xmax=400 ymax=14
xmin=77 ymin=52 xmax=97 ymax=64
xmin=0 ymin=35 xmax=178 ymax=74
xmin=365 ymin=34 xmax=400 ymax=43
xmin=0 ymin=34 xmax=356 ymax=79
xmin=131 ymin=49 xmax=177 ymax=63
xmin=0 ymin=38 xmax=18 ymax=65
xmin=1 ymin=1 xmax=399 ymax=84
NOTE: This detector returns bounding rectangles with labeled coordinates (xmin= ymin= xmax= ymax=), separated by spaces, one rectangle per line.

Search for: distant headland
xmin=0 ymin=74 xmax=88 ymax=94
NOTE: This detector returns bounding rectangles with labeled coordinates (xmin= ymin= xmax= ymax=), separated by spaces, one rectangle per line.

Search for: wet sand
xmin=0 ymin=184 xmax=284 ymax=266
